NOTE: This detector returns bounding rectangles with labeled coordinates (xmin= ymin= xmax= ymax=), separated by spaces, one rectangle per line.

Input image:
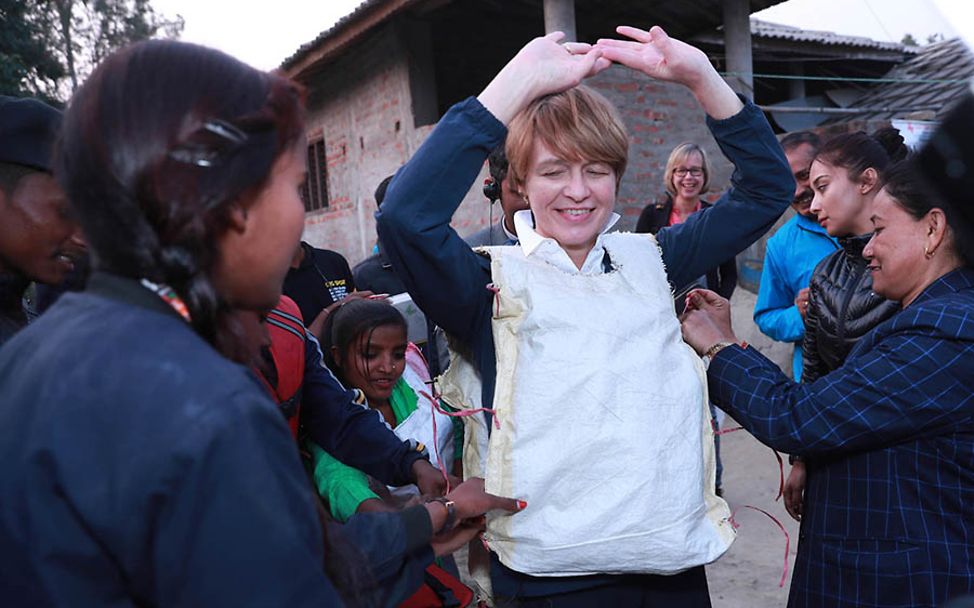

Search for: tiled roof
xmin=750 ymin=19 xmax=915 ymax=53
xmin=836 ymin=37 xmax=974 ymax=122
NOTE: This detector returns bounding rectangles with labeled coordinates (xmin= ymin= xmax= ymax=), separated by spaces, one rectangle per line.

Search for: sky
xmin=151 ymin=0 xmax=973 ymax=71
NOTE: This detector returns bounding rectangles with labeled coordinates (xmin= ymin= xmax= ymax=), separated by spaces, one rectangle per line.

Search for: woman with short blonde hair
xmin=664 ymin=142 xmax=711 ymax=196
xmin=379 ymin=26 xmax=793 ymax=605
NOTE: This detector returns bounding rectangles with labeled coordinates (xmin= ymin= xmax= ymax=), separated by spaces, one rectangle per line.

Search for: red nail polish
xmin=517 ymin=500 xmax=528 ymax=510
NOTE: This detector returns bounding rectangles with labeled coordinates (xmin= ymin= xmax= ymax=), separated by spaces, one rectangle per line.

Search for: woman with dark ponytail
xmin=782 ymin=130 xmax=907 ymax=544
xmin=0 ymin=40 xmax=520 ymax=606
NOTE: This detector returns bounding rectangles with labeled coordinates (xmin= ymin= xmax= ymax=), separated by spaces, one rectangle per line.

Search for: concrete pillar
xmin=722 ymin=0 xmax=754 ymax=100
xmin=543 ymin=0 xmax=576 ymax=42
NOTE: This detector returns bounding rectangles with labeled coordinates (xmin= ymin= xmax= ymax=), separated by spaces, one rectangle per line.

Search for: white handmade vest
xmin=389 ymin=343 xmax=455 ymax=498
xmin=440 ymin=232 xmax=734 ymax=577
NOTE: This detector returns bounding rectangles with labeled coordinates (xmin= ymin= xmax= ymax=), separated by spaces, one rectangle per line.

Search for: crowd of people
xmin=0 ymin=22 xmax=972 ymax=608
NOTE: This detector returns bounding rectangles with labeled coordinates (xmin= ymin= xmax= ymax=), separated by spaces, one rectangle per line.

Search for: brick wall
xmin=300 ymin=23 xmax=494 ymax=268
xmin=586 ymin=66 xmax=736 ymax=231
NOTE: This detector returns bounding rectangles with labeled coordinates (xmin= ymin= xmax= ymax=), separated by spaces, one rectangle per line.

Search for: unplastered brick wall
xmin=299 ymin=24 xmax=494 ymax=267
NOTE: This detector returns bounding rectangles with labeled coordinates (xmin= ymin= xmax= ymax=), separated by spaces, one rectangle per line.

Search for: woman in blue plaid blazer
xmin=682 ymin=150 xmax=974 ymax=608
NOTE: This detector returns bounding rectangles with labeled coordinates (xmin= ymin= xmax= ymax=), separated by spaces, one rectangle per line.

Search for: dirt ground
xmin=707 ymin=287 xmax=800 ymax=608
xmin=707 ymin=426 xmax=800 ymax=608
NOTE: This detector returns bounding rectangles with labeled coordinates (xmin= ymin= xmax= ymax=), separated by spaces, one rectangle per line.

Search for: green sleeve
xmin=307 ymin=441 xmax=379 ymax=523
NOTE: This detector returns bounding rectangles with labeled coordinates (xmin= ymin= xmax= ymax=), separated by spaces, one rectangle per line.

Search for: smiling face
xmin=335 ymin=323 xmax=407 ymax=406
xmin=863 ymin=188 xmax=930 ymax=304
xmin=670 ymin=151 xmax=705 ymax=201
xmin=521 ymin=137 xmax=617 ymax=267
xmin=0 ymin=171 xmax=86 ymax=285
xmin=808 ymin=159 xmax=875 ymax=237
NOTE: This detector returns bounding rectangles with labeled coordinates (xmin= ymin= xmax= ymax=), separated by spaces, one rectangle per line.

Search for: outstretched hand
xmin=597 ymin=26 xmax=743 ymax=120
xmin=478 ymin=32 xmax=611 ymax=125
xmin=596 ymin=26 xmax=711 ymax=87
xmin=680 ymin=288 xmax=738 ymax=355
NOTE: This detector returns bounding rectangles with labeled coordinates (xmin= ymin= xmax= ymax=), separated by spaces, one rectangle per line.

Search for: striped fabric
xmin=708 ymin=267 xmax=974 ymax=608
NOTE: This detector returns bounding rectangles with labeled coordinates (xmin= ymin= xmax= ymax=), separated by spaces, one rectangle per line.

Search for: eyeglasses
xmin=674 ymin=167 xmax=704 ymax=177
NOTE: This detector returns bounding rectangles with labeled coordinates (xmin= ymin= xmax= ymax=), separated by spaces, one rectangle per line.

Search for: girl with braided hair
xmin=0 ymin=40 xmax=519 ymax=606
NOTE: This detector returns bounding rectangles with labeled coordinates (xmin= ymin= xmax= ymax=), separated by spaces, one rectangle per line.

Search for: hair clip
xmin=168 ymin=119 xmax=248 ymax=168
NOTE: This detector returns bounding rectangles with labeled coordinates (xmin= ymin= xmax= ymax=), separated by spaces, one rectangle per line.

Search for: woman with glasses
xmin=636 ymin=143 xmax=737 ymax=303
xmin=635 ymin=143 xmax=735 ymax=497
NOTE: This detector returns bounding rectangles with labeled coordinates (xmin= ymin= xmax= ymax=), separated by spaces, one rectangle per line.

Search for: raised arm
xmin=598 ymin=26 xmax=793 ymax=291
xmin=377 ymin=33 xmax=609 ymax=343
xmin=597 ymin=26 xmax=742 ymax=120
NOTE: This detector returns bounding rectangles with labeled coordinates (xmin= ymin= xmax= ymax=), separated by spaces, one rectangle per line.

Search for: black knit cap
xmin=916 ymin=89 xmax=974 ymax=227
xmin=0 ymin=95 xmax=62 ymax=172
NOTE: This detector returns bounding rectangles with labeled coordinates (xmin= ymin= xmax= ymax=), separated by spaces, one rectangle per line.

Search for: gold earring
xmin=924 ymin=246 xmax=933 ymax=259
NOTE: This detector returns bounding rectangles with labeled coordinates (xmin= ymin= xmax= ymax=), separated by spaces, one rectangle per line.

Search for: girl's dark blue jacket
xmin=0 ymin=272 xmax=433 ymax=606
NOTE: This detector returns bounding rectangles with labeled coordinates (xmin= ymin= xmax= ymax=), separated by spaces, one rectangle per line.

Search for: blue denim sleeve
xmin=152 ymin=388 xmax=344 ymax=606
xmin=338 ymin=506 xmax=434 ymax=605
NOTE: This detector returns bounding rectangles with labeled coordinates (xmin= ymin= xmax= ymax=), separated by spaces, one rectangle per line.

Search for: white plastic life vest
xmin=440 ymin=232 xmax=734 ymax=577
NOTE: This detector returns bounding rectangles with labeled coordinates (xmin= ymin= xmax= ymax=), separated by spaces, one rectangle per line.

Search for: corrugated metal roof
xmin=750 ymin=19 xmax=915 ymax=53
xmin=833 ymin=37 xmax=974 ymax=122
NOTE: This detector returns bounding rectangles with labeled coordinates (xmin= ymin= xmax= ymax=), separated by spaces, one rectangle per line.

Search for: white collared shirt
xmin=512 ymin=209 xmax=621 ymax=275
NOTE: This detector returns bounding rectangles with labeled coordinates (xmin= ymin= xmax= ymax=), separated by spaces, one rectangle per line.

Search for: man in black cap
xmin=0 ymin=95 xmax=85 ymax=346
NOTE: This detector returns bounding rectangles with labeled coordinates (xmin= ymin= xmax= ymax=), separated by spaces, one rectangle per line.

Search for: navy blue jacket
xmin=709 ymin=268 xmax=974 ymax=607
xmin=377 ymin=96 xmax=793 ymax=597
xmin=0 ymin=273 xmax=431 ymax=606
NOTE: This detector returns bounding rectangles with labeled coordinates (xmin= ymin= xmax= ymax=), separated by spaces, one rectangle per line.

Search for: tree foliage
xmin=0 ymin=0 xmax=66 ymax=103
xmin=0 ymin=0 xmax=183 ymax=103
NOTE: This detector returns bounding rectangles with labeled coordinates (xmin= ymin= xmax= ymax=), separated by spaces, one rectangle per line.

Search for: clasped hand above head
xmin=478 ymin=25 xmax=743 ymax=127
xmin=596 ymin=26 xmax=743 ymax=119
xmin=477 ymin=31 xmax=611 ymax=125
xmin=679 ymin=288 xmax=738 ymax=356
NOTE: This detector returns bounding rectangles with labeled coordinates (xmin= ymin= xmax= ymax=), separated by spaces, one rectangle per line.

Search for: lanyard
xmin=139 ymin=278 xmax=191 ymax=323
